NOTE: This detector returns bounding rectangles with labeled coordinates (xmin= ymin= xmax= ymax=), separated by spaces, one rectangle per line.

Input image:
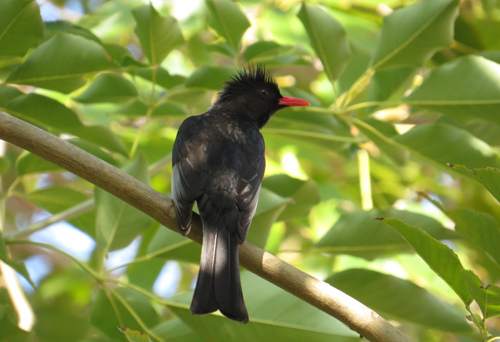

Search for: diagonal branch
xmin=0 ymin=110 xmax=412 ymax=342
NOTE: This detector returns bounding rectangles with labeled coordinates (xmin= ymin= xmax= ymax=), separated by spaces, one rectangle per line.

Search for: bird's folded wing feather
xmin=172 ymin=117 xmax=206 ymax=234
xmin=235 ymin=153 xmax=265 ymax=243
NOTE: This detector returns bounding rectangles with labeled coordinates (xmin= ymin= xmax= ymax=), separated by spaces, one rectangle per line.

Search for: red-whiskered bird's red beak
xmin=278 ymin=96 xmax=310 ymax=107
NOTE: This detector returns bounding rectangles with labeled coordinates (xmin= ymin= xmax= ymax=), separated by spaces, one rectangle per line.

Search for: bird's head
xmin=213 ymin=65 xmax=310 ymax=128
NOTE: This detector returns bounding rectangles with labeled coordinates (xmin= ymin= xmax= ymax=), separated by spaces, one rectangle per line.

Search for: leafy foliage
xmin=1 ymin=0 xmax=500 ymax=341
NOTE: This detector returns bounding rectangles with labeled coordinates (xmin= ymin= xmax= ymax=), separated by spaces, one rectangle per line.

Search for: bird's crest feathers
xmin=217 ymin=65 xmax=278 ymax=102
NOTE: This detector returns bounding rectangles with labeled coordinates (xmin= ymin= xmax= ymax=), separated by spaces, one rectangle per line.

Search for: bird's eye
xmin=260 ymin=89 xmax=270 ymax=98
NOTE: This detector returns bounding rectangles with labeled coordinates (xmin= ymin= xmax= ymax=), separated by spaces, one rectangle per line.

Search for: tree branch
xmin=0 ymin=111 xmax=412 ymax=342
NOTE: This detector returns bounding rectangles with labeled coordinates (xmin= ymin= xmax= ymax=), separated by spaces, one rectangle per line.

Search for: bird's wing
xmin=235 ymin=152 xmax=265 ymax=244
xmin=172 ymin=116 xmax=206 ymax=235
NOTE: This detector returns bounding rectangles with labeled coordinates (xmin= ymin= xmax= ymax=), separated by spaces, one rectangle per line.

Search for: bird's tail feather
xmin=190 ymin=224 xmax=249 ymax=323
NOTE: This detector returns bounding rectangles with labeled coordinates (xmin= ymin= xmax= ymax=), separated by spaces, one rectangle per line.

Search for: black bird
xmin=171 ymin=66 xmax=310 ymax=323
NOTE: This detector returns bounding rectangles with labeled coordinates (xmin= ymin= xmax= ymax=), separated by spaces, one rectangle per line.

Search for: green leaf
xmin=44 ymin=21 xmax=100 ymax=43
xmin=245 ymin=187 xmax=289 ymax=248
xmin=185 ymin=65 xmax=234 ymax=90
xmin=25 ymin=187 xmax=95 ymax=236
xmin=316 ymin=209 xmax=455 ymax=260
xmin=450 ymin=209 xmax=500 ymax=267
xmin=132 ymin=4 xmax=184 ymax=65
xmin=0 ymin=86 xmax=127 ymax=155
xmin=6 ymin=33 xmax=116 ymax=93
xmin=118 ymin=327 xmax=152 ymax=342
xmin=353 ymin=118 xmax=408 ymax=165
xmin=262 ymin=174 xmax=320 ymax=221
xmin=337 ymin=42 xmax=372 ymax=95
xmin=326 ymin=269 xmax=472 ymax=333
xmin=16 ymin=140 xmax=119 ymax=176
xmin=242 ymin=41 xmax=293 ymax=63
xmin=0 ymin=288 xmax=31 ymax=341
xmin=147 ymin=227 xmax=200 ymax=264
xmin=0 ymin=157 xmax=10 ymax=173
xmin=463 ymin=270 xmax=500 ymax=319
xmin=70 ymin=125 xmax=128 ymax=156
xmin=298 ymin=4 xmax=351 ymax=83
xmin=134 ymin=67 xmax=186 ymax=89
xmin=151 ymin=318 xmax=204 ymax=342
xmin=168 ymin=272 xmax=359 ymax=341
xmin=372 ymin=0 xmax=458 ymax=70
xmin=207 ymin=42 xmax=235 ymax=59
xmin=448 ymin=165 xmax=500 ymax=203
xmin=74 ymin=74 xmax=138 ymax=103
xmin=366 ymin=66 xmax=416 ymax=106
xmin=165 ymin=88 xmax=212 ymax=112
xmin=0 ymin=0 xmax=43 ymax=58
xmin=95 ymin=154 xmax=153 ymax=251
xmin=91 ymin=288 xmax=159 ymax=341
xmin=16 ymin=150 xmax=61 ymax=175
xmin=394 ymin=123 xmax=500 ymax=169
xmin=272 ymin=107 xmax=341 ymax=130
xmin=206 ymin=0 xmax=250 ymax=54
xmin=405 ymin=56 xmax=500 ymax=126
xmin=381 ymin=217 xmax=473 ymax=305
xmin=263 ymin=126 xmax=358 ymax=151
xmin=117 ymin=100 xmax=186 ymax=118
xmin=1 ymin=86 xmax=81 ymax=128
xmin=0 ymin=232 xmax=35 ymax=288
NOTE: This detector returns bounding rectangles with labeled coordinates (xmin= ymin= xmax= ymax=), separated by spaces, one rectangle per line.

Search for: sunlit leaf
xmin=165 ymin=88 xmax=212 ymax=111
xmin=448 ymin=165 xmax=500 ymax=203
xmin=0 ymin=157 xmax=10 ymax=173
xmin=451 ymin=209 xmax=500 ymax=267
xmin=298 ymin=4 xmax=351 ymax=83
xmin=74 ymin=74 xmax=138 ymax=104
xmin=0 ymin=232 xmax=35 ymax=288
xmin=246 ymin=187 xmax=289 ymax=248
xmin=366 ymin=66 xmax=416 ymax=107
xmin=132 ymin=4 xmax=184 ymax=65
xmin=405 ymin=56 xmax=500 ymax=126
xmin=337 ymin=42 xmax=372 ymax=95
xmin=316 ymin=209 xmax=455 ymax=260
xmin=262 ymin=174 xmax=320 ymax=221
xmin=44 ymin=21 xmax=100 ymax=43
xmin=381 ymin=217 xmax=473 ymax=305
xmin=206 ymin=0 xmax=250 ymax=53
xmin=16 ymin=150 xmax=61 ymax=175
xmin=185 ymin=65 xmax=234 ymax=90
xmin=117 ymin=99 xmax=186 ymax=118
xmin=168 ymin=272 xmax=359 ymax=341
xmin=91 ymin=288 xmax=159 ymax=341
xmin=118 ymin=326 xmax=152 ymax=342
xmin=0 ymin=86 xmax=127 ymax=155
xmin=6 ymin=33 xmax=116 ymax=93
xmin=95 ymin=154 xmax=153 ymax=251
xmin=354 ymin=118 xmax=408 ymax=165
xmin=151 ymin=318 xmax=204 ymax=342
xmin=147 ymin=227 xmax=200 ymax=264
xmin=0 ymin=0 xmax=43 ymax=58
xmin=133 ymin=67 xmax=186 ymax=89
xmin=372 ymin=0 xmax=458 ymax=70
xmin=0 ymin=289 xmax=31 ymax=341
xmin=243 ymin=41 xmax=293 ymax=63
xmin=394 ymin=123 xmax=500 ymax=169
xmin=25 ymin=186 xmax=95 ymax=236
xmin=463 ymin=270 xmax=500 ymax=319
xmin=327 ymin=269 xmax=472 ymax=333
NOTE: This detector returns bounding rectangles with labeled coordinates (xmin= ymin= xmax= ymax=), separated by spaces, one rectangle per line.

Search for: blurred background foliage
xmin=1 ymin=0 xmax=500 ymax=341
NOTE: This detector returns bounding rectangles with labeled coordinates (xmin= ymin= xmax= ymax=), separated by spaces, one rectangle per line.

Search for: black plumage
xmin=171 ymin=66 xmax=310 ymax=323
